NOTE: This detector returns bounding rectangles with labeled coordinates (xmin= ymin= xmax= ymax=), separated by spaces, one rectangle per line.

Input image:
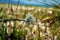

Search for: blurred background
xmin=0 ymin=0 xmax=60 ymax=40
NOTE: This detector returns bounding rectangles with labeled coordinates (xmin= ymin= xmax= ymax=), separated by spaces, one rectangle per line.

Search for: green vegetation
xmin=0 ymin=4 xmax=60 ymax=40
